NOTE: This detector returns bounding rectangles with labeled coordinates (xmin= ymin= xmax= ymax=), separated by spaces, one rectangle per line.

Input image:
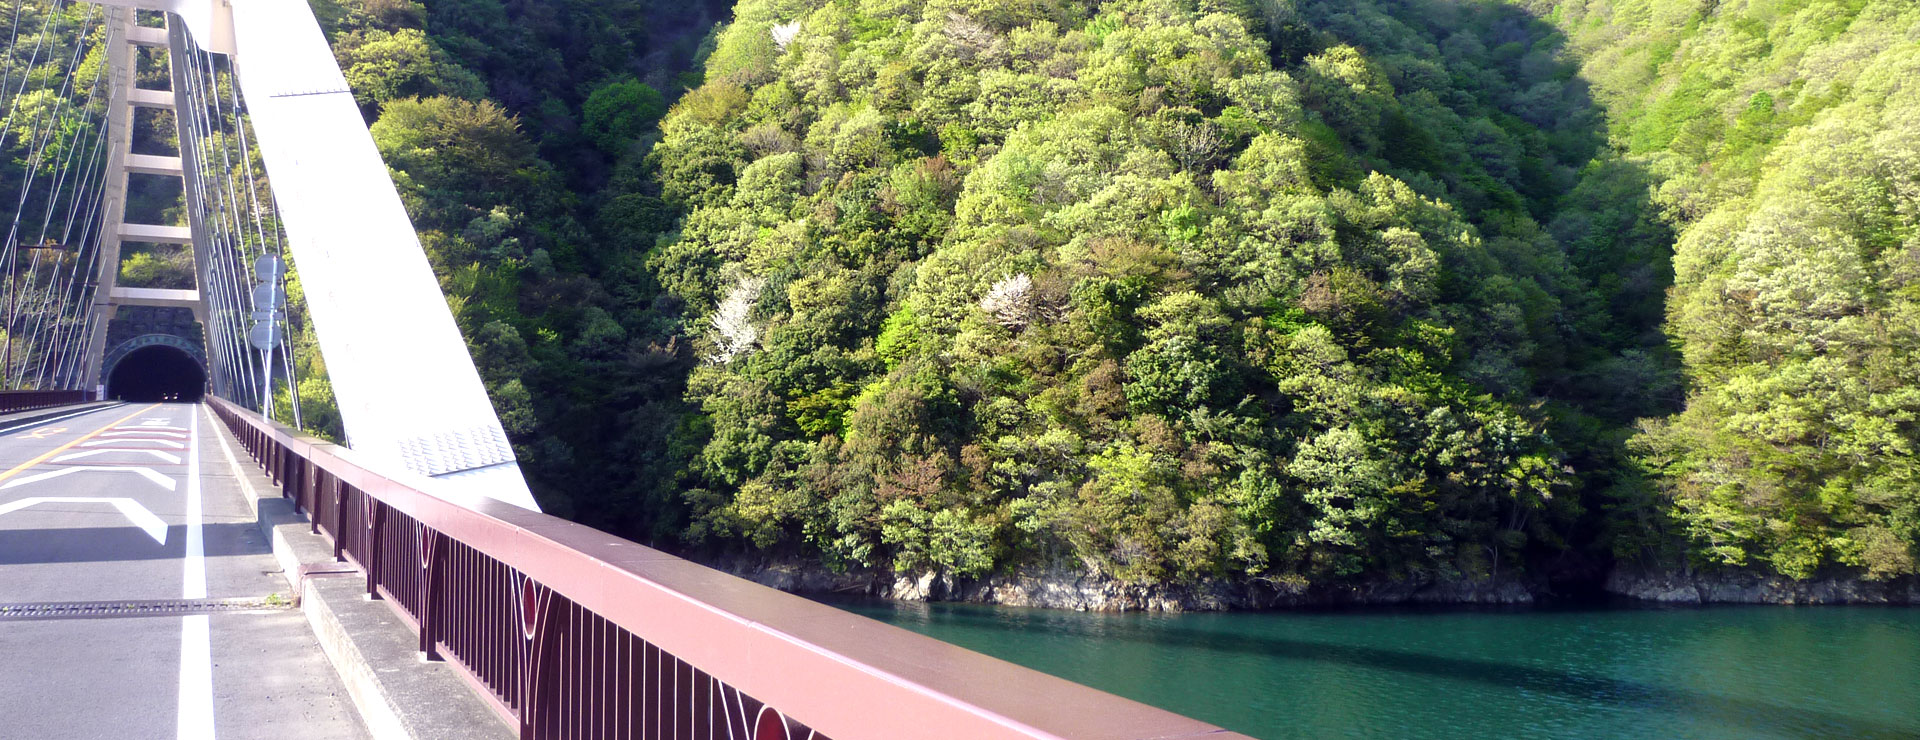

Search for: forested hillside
xmin=649 ymin=0 xmax=1635 ymax=589
xmin=1537 ymin=0 xmax=1920 ymax=582
xmin=303 ymin=0 xmax=728 ymax=532
xmin=308 ymin=0 xmax=1918 ymax=602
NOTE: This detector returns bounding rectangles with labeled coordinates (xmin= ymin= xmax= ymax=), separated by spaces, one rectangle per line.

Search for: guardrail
xmin=208 ymin=395 xmax=1251 ymax=740
xmin=0 ymin=389 xmax=90 ymax=414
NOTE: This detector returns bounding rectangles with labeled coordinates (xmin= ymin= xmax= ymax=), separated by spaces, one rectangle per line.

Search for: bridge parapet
xmin=0 ymin=390 xmax=90 ymax=413
xmin=208 ymin=396 xmax=1252 ymax=740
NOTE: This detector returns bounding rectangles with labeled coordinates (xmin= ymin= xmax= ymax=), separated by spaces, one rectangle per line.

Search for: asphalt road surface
xmin=0 ymin=402 xmax=370 ymax=739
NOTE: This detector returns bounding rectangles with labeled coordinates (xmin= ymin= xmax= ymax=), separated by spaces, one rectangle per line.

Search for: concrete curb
xmin=202 ymin=405 xmax=512 ymax=740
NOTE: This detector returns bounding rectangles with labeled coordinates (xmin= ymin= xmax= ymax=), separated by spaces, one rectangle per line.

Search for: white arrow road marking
xmin=0 ymin=496 xmax=169 ymax=544
xmin=119 ymin=425 xmax=185 ymax=432
xmin=80 ymin=438 xmax=184 ymax=449
xmin=53 ymin=449 xmax=182 ymax=464
xmin=102 ymin=430 xmax=188 ymax=439
xmin=1 ymin=466 xmax=177 ymax=491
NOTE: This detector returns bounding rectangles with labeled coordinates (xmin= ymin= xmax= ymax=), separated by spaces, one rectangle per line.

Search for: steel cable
xmin=179 ymin=37 xmax=250 ymax=404
xmin=0 ymin=2 xmax=93 ymax=385
xmin=15 ymin=35 xmax=104 ymax=386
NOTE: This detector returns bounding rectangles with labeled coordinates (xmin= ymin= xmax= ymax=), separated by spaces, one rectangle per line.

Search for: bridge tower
xmin=80 ymin=10 xmax=212 ymax=402
xmin=69 ymin=0 xmax=538 ymax=511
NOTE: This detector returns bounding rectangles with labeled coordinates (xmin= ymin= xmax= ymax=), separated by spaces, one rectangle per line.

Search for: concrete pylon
xmin=80 ymin=10 xmax=211 ymax=397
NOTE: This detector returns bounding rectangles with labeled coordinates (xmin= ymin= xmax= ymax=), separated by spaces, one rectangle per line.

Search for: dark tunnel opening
xmin=107 ymin=345 xmax=206 ymax=402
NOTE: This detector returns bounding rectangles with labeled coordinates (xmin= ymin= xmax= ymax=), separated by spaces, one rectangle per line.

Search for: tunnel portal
xmin=106 ymin=344 xmax=207 ymax=402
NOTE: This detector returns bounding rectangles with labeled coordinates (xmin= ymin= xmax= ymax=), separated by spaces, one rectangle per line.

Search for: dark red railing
xmin=0 ymin=389 xmax=89 ymax=414
xmin=209 ymin=396 xmax=1251 ymax=740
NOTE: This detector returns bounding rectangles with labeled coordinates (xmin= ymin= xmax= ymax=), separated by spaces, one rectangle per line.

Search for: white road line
xmin=179 ymin=409 xmax=215 ymax=739
xmin=120 ymin=425 xmax=185 ymax=432
xmin=79 ymin=438 xmax=184 ymax=449
xmin=53 ymin=444 xmax=180 ymax=461
xmin=102 ymin=430 xmax=189 ymax=439
xmin=0 ymin=496 xmax=169 ymax=544
xmin=177 ymin=614 xmax=216 ymax=739
xmin=0 ymin=465 xmax=178 ymax=491
xmin=53 ymin=449 xmax=183 ymax=464
xmin=183 ymin=411 xmax=205 ymax=598
xmin=202 ymin=405 xmax=260 ymax=503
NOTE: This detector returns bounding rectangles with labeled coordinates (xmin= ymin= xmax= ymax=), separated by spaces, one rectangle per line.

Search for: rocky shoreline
xmin=1605 ymin=569 xmax=1920 ymax=605
xmin=711 ymin=556 xmax=1920 ymax=611
xmin=717 ymin=558 xmax=1535 ymax=612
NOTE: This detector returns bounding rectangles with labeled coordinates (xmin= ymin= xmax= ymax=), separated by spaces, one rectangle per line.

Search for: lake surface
xmin=829 ymin=599 xmax=1920 ymax=739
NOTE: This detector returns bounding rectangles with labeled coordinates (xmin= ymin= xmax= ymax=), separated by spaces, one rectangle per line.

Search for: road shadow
xmin=0 ymin=521 xmax=271 ymax=565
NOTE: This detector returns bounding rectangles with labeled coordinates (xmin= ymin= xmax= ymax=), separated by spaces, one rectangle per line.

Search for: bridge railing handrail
xmin=0 ymin=389 xmax=91 ymax=414
xmin=207 ymin=395 xmax=1249 ymax=740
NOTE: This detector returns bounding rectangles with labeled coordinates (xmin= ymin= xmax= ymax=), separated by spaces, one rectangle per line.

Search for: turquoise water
xmin=830 ymin=599 xmax=1920 ymax=739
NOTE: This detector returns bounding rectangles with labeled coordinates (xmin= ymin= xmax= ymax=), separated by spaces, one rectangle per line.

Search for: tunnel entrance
xmin=106 ymin=344 xmax=206 ymax=402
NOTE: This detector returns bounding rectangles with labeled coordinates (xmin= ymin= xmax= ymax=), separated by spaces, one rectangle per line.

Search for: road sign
xmin=248 ymin=321 xmax=282 ymax=350
xmin=251 ymin=283 xmax=284 ymax=310
xmin=254 ymin=255 xmax=283 ymax=282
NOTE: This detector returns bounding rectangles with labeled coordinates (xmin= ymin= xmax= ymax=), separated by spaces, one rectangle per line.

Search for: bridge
xmin=0 ymin=1 xmax=1256 ymax=738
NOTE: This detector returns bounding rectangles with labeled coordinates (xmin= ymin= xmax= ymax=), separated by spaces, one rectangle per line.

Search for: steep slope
xmin=1536 ymin=0 xmax=1920 ymax=583
xmin=646 ymin=0 xmax=1655 ymax=594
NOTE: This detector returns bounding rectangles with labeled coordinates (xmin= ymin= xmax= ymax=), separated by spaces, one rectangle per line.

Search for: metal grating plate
xmin=0 ymin=596 xmax=290 ymax=621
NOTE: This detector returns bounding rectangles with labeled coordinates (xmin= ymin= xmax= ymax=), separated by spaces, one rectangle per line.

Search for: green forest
xmin=8 ymin=0 xmax=1897 ymax=600
xmin=304 ymin=0 xmax=1919 ymax=597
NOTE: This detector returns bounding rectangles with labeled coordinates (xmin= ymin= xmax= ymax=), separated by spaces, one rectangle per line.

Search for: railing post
xmin=365 ymin=496 xmax=384 ymax=600
xmin=284 ymin=449 xmax=299 ymax=499
xmin=307 ymin=462 xmax=323 ymax=535
xmin=418 ymin=529 xmax=444 ymax=660
xmin=332 ymin=479 xmax=348 ymax=561
xmin=517 ymin=579 xmax=558 ymax=740
xmin=298 ymin=458 xmax=309 ymax=512
xmin=282 ymin=451 xmax=299 ymax=506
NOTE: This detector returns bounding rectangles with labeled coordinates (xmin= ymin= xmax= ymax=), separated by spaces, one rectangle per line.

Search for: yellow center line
xmin=0 ymin=403 xmax=163 ymax=486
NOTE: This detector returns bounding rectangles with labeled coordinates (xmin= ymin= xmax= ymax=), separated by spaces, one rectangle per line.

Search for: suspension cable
xmin=27 ymin=114 xmax=105 ymax=387
xmin=14 ymin=32 xmax=104 ymax=386
xmin=180 ymin=33 xmax=253 ymax=405
xmin=223 ymin=56 xmax=284 ymax=417
xmin=0 ymin=1 xmax=94 ymax=385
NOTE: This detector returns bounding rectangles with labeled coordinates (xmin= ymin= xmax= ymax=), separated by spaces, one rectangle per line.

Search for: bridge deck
xmin=0 ymin=403 xmax=369 ymax=739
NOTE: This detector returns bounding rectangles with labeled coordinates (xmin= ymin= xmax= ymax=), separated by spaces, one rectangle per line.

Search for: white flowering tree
xmin=980 ymin=273 xmax=1035 ymax=328
xmin=708 ymin=276 xmax=766 ymax=363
